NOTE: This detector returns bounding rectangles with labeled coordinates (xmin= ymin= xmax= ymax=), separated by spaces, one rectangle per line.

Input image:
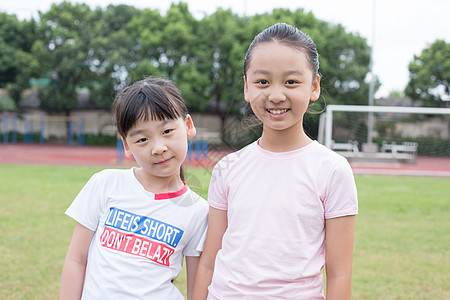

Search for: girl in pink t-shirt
xmin=193 ymin=23 xmax=358 ymax=300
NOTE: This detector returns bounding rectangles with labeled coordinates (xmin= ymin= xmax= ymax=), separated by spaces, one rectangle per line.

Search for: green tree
xmin=388 ymin=90 xmax=405 ymax=98
xmin=0 ymin=13 xmax=38 ymax=103
xmin=196 ymin=9 xmax=248 ymax=118
xmin=128 ymin=2 xmax=211 ymax=112
xmin=0 ymin=91 xmax=16 ymax=111
xmin=405 ymin=40 xmax=450 ymax=107
xmin=33 ymin=2 xmax=95 ymax=115
xmin=126 ymin=7 xmax=165 ymax=80
xmin=87 ymin=4 xmax=141 ymax=108
xmin=316 ymin=23 xmax=372 ymax=106
xmin=163 ymin=3 xmax=210 ymax=111
xmin=2 ymin=3 xmax=375 ymax=139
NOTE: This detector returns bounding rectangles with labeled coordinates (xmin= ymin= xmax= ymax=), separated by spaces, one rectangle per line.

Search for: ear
xmin=310 ymin=75 xmax=321 ymax=102
xmin=185 ymin=114 xmax=196 ymax=138
xmin=121 ymin=137 xmax=134 ymax=159
xmin=243 ymin=76 xmax=250 ymax=103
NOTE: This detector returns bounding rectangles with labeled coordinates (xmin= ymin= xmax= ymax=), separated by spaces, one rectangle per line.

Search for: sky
xmin=2 ymin=0 xmax=450 ymax=99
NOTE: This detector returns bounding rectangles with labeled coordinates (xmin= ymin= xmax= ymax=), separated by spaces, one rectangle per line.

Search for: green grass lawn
xmin=352 ymin=175 xmax=449 ymax=299
xmin=0 ymin=164 xmax=448 ymax=299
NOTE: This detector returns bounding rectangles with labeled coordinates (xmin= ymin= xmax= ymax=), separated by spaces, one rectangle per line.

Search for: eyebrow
xmin=128 ymin=119 xmax=175 ymax=137
xmin=251 ymin=69 xmax=271 ymax=75
xmin=251 ymin=69 xmax=305 ymax=76
xmin=128 ymin=129 xmax=147 ymax=138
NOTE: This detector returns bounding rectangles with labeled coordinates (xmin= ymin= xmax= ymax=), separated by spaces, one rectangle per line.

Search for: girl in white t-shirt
xmin=60 ymin=77 xmax=209 ymax=300
xmin=193 ymin=23 xmax=358 ymax=300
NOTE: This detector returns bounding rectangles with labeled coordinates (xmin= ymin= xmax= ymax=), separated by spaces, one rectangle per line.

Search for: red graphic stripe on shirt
xmin=154 ymin=182 xmax=188 ymax=200
xmin=100 ymin=227 xmax=174 ymax=266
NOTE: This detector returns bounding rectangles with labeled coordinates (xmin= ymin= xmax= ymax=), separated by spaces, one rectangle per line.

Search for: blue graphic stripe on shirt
xmin=105 ymin=207 xmax=184 ymax=248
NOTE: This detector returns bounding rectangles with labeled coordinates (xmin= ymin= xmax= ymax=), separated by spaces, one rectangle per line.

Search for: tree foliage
xmin=2 ymin=1 xmax=376 ymax=126
xmin=405 ymin=39 xmax=450 ymax=107
xmin=33 ymin=2 xmax=95 ymax=114
xmin=0 ymin=12 xmax=38 ymax=102
xmin=87 ymin=4 xmax=141 ymax=108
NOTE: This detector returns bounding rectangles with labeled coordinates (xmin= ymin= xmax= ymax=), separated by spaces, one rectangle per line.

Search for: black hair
xmin=113 ymin=77 xmax=188 ymax=139
xmin=244 ymin=23 xmax=320 ymax=81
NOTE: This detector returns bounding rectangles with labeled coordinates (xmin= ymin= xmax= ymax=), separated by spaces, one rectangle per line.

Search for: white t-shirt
xmin=207 ymin=141 xmax=358 ymax=300
xmin=65 ymin=168 xmax=209 ymax=299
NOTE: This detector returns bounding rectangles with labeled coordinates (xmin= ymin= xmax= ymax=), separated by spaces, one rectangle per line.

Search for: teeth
xmin=268 ymin=109 xmax=288 ymax=115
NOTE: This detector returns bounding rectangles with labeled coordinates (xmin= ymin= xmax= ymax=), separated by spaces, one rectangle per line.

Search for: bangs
xmin=134 ymin=87 xmax=185 ymax=122
xmin=114 ymin=80 xmax=188 ymax=137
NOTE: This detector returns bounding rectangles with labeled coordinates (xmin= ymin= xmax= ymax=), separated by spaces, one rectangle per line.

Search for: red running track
xmin=1 ymin=144 xmax=450 ymax=177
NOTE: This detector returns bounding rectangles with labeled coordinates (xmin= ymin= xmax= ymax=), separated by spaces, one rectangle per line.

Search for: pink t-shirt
xmin=207 ymin=141 xmax=358 ymax=300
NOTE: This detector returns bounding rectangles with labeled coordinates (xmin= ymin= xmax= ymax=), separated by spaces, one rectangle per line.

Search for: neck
xmin=133 ymin=168 xmax=184 ymax=194
xmin=259 ymin=125 xmax=312 ymax=152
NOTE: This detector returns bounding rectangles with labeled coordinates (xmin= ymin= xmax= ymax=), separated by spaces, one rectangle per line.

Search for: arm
xmin=325 ymin=215 xmax=355 ymax=300
xmin=192 ymin=207 xmax=228 ymax=300
xmin=60 ymin=222 xmax=95 ymax=300
xmin=186 ymin=256 xmax=200 ymax=300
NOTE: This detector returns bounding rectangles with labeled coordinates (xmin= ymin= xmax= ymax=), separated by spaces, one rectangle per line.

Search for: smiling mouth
xmin=266 ymin=108 xmax=290 ymax=115
xmin=156 ymin=158 xmax=172 ymax=165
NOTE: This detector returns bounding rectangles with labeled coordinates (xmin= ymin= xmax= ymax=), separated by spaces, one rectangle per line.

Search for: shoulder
xmin=212 ymin=142 xmax=256 ymax=174
xmin=299 ymin=142 xmax=354 ymax=184
xmin=183 ymin=189 xmax=209 ymax=212
xmin=310 ymin=143 xmax=356 ymax=194
xmin=95 ymin=168 xmax=132 ymax=176
xmin=311 ymin=141 xmax=344 ymax=158
xmin=90 ymin=168 xmax=133 ymax=182
xmin=177 ymin=189 xmax=209 ymax=225
xmin=190 ymin=189 xmax=209 ymax=208
xmin=308 ymin=141 xmax=350 ymax=167
xmin=80 ymin=169 xmax=136 ymax=194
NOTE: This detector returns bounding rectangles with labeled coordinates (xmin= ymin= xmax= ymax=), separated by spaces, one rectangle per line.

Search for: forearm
xmin=192 ymin=263 xmax=214 ymax=300
xmin=192 ymin=207 xmax=227 ymax=300
xmin=325 ymin=273 xmax=352 ymax=300
xmin=324 ymin=215 xmax=355 ymax=300
xmin=60 ymin=223 xmax=93 ymax=300
xmin=60 ymin=259 xmax=86 ymax=300
xmin=186 ymin=256 xmax=200 ymax=300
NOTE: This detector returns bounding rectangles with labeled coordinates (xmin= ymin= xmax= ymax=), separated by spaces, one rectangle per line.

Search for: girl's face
xmin=122 ymin=114 xmax=196 ymax=187
xmin=244 ymin=42 xmax=320 ymax=137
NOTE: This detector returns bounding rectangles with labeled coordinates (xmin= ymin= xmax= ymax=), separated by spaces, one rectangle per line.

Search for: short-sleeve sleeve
xmin=207 ymin=161 xmax=229 ymax=210
xmin=65 ymin=173 xmax=105 ymax=231
xmin=183 ymin=212 xmax=208 ymax=257
xmin=323 ymin=158 xmax=358 ymax=219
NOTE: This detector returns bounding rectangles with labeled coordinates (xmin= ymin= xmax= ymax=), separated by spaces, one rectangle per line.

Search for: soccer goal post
xmin=319 ymin=105 xmax=450 ymax=149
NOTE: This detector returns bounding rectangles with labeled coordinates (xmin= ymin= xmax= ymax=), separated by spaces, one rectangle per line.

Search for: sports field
xmin=0 ymin=162 xmax=448 ymax=299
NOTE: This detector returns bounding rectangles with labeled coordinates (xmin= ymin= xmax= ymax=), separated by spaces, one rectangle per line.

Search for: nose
xmin=268 ymin=85 xmax=286 ymax=103
xmin=151 ymin=139 xmax=168 ymax=155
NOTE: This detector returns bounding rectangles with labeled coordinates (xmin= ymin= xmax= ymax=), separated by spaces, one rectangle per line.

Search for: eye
xmin=257 ymin=79 xmax=269 ymax=85
xmin=136 ymin=137 xmax=148 ymax=143
xmin=163 ymin=128 xmax=174 ymax=135
xmin=286 ymin=80 xmax=298 ymax=85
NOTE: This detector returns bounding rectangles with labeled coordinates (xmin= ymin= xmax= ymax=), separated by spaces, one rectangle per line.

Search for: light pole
xmin=365 ymin=0 xmax=377 ymax=152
